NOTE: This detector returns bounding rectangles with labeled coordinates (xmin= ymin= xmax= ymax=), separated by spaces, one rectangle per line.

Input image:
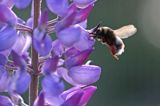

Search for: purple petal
xmin=57 ymin=25 xmax=81 ymax=47
xmin=52 ymin=40 xmax=64 ymax=57
xmin=61 ymin=91 xmax=83 ymax=106
xmin=79 ymin=86 xmax=97 ymax=106
xmin=0 ymin=66 xmax=10 ymax=92
xmin=0 ymin=4 xmax=17 ymax=25
xmin=42 ymin=75 xmax=64 ymax=105
xmin=0 ymin=26 xmax=17 ymax=51
xmin=65 ymin=47 xmax=80 ymax=58
xmin=55 ymin=4 xmax=77 ymax=32
xmin=74 ymin=4 xmax=93 ymax=24
xmin=12 ymin=34 xmax=31 ymax=56
xmin=73 ymin=0 xmax=96 ymax=8
xmin=42 ymin=56 xmax=59 ymax=75
xmin=0 ymin=54 xmax=7 ymax=65
xmin=46 ymin=0 xmax=69 ymax=17
xmin=0 ymin=0 xmax=14 ymax=8
xmin=13 ymin=0 xmax=31 ymax=9
xmin=11 ymin=50 xmax=26 ymax=69
xmin=74 ymin=27 xmax=95 ymax=51
xmin=65 ymin=48 xmax=93 ymax=68
xmin=60 ymin=87 xmax=81 ymax=100
xmin=69 ymin=65 xmax=101 ymax=85
xmin=39 ymin=10 xmax=48 ymax=29
xmin=8 ymin=70 xmax=31 ymax=94
xmin=34 ymin=92 xmax=45 ymax=106
xmin=33 ymin=28 xmax=52 ymax=56
xmin=0 ymin=96 xmax=13 ymax=106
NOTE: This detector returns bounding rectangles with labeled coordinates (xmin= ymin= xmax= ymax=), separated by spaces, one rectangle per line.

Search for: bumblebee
xmin=90 ymin=24 xmax=137 ymax=59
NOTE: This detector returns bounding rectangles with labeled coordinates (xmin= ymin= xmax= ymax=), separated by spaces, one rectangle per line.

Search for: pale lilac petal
xmin=8 ymin=70 xmax=31 ymax=94
xmin=0 ymin=4 xmax=17 ymax=25
xmin=61 ymin=91 xmax=83 ymax=106
xmin=0 ymin=96 xmax=13 ymax=106
xmin=74 ymin=27 xmax=95 ymax=51
xmin=65 ymin=49 xmax=93 ymax=68
xmin=0 ymin=26 xmax=17 ymax=51
xmin=57 ymin=67 xmax=84 ymax=87
xmin=55 ymin=4 xmax=77 ymax=32
xmin=34 ymin=92 xmax=45 ymax=106
xmin=42 ymin=75 xmax=64 ymax=105
xmin=69 ymin=65 xmax=101 ymax=85
xmin=0 ymin=0 xmax=14 ymax=8
xmin=13 ymin=0 xmax=31 ymax=9
xmin=73 ymin=0 xmax=96 ymax=8
xmin=52 ymin=40 xmax=64 ymax=57
xmin=79 ymin=86 xmax=97 ymax=106
xmin=74 ymin=4 xmax=93 ymax=24
xmin=0 ymin=66 xmax=10 ymax=92
xmin=12 ymin=34 xmax=31 ymax=56
xmin=46 ymin=0 xmax=69 ymax=17
xmin=57 ymin=25 xmax=81 ymax=47
xmin=42 ymin=56 xmax=59 ymax=75
xmin=33 ymin=28 xmax=52 ymax=56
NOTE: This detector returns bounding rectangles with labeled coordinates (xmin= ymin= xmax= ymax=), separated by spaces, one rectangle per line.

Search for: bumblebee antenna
xmin=89 ymin=22 xmax=101 ymax=35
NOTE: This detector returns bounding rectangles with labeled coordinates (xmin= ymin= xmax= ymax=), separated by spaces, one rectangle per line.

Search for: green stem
xmin=29 ymin=0 xmax=41 ymax=106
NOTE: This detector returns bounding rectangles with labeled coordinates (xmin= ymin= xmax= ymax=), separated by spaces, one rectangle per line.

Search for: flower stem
xmin=29 ymin=0 xmax=41 ymax=106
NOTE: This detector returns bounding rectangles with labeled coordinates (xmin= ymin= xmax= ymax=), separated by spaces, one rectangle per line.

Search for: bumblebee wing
xmin=114 ymin=25 xmax=137 ymax=39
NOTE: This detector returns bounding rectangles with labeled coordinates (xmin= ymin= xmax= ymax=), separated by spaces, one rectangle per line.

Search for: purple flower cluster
xmin=0 ymin=0 xmax=101 ymax=105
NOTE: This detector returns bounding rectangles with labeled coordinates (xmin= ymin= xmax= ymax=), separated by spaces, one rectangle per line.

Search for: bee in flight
xmin=90 ymin=24 xmax=137 ymax=60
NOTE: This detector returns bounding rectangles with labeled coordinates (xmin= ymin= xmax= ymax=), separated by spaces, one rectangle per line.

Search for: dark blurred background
xmin=13 ymin=0 xmax=160 ymax=106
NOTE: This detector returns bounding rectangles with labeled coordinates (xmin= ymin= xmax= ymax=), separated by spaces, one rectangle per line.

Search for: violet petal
xmin=65 ymin=47 xmax=80 ymax=58
xmin=57 ymin=67 xmax=83 ymax=87
xmin=11 ymin=50 xmax=26 ymax=69
xmin=0 ymin=0 xmax=14 ymax=8
xmin=61 ymin=91 xmax=83 ymax=106
xmin=0 ymin=26 xmax=17 ymax=51
xmin=57 ymin=25 xmax=81 ymax=47
xmin=42 ymin=56 xmax=59 ymax=75
xmin=52 ymin=40 xmax=64 ymax=57
xmin=8 ymin=70 xmax=31 ymax=94
xmin=13 ymin=0 xmax=31 ymax=9
xmin=46 ymin=0 xmax=69 ymax=17
xmin=74 ymin=27 xmax=95 ymax=51
xmin=74 ymin=4 xmax=93 ymax=24
xmin=12 ymin=34 xmax=31 ymax=56
xmin=55 ymin=4 xmax=77 ymax=32
xmin=0 ymin=54 xmax=7 ymax=65
xmin=33 ymin=28 xmax=52 ymax=56
xmin=34 ymin=92 xmax=45 ymax=106
xmin=65 ymin=48 xmax=93 ymax=69
xmin=0 ymin=96 xmax=13 ymax=106
xmin=69 ymin=65 xmax=101 ymax=85
xmin=42 ymin=75 xmax=64 ymax=105
xmin=79 ymin=86 xmax=97 ymax=106
xmin=0 ymin=66 xmax=10 ymax=92
xmin=0 ymin=4 xmax=17 ymax=25
xmin=73 ymin=0 xmax=96 ymax=8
